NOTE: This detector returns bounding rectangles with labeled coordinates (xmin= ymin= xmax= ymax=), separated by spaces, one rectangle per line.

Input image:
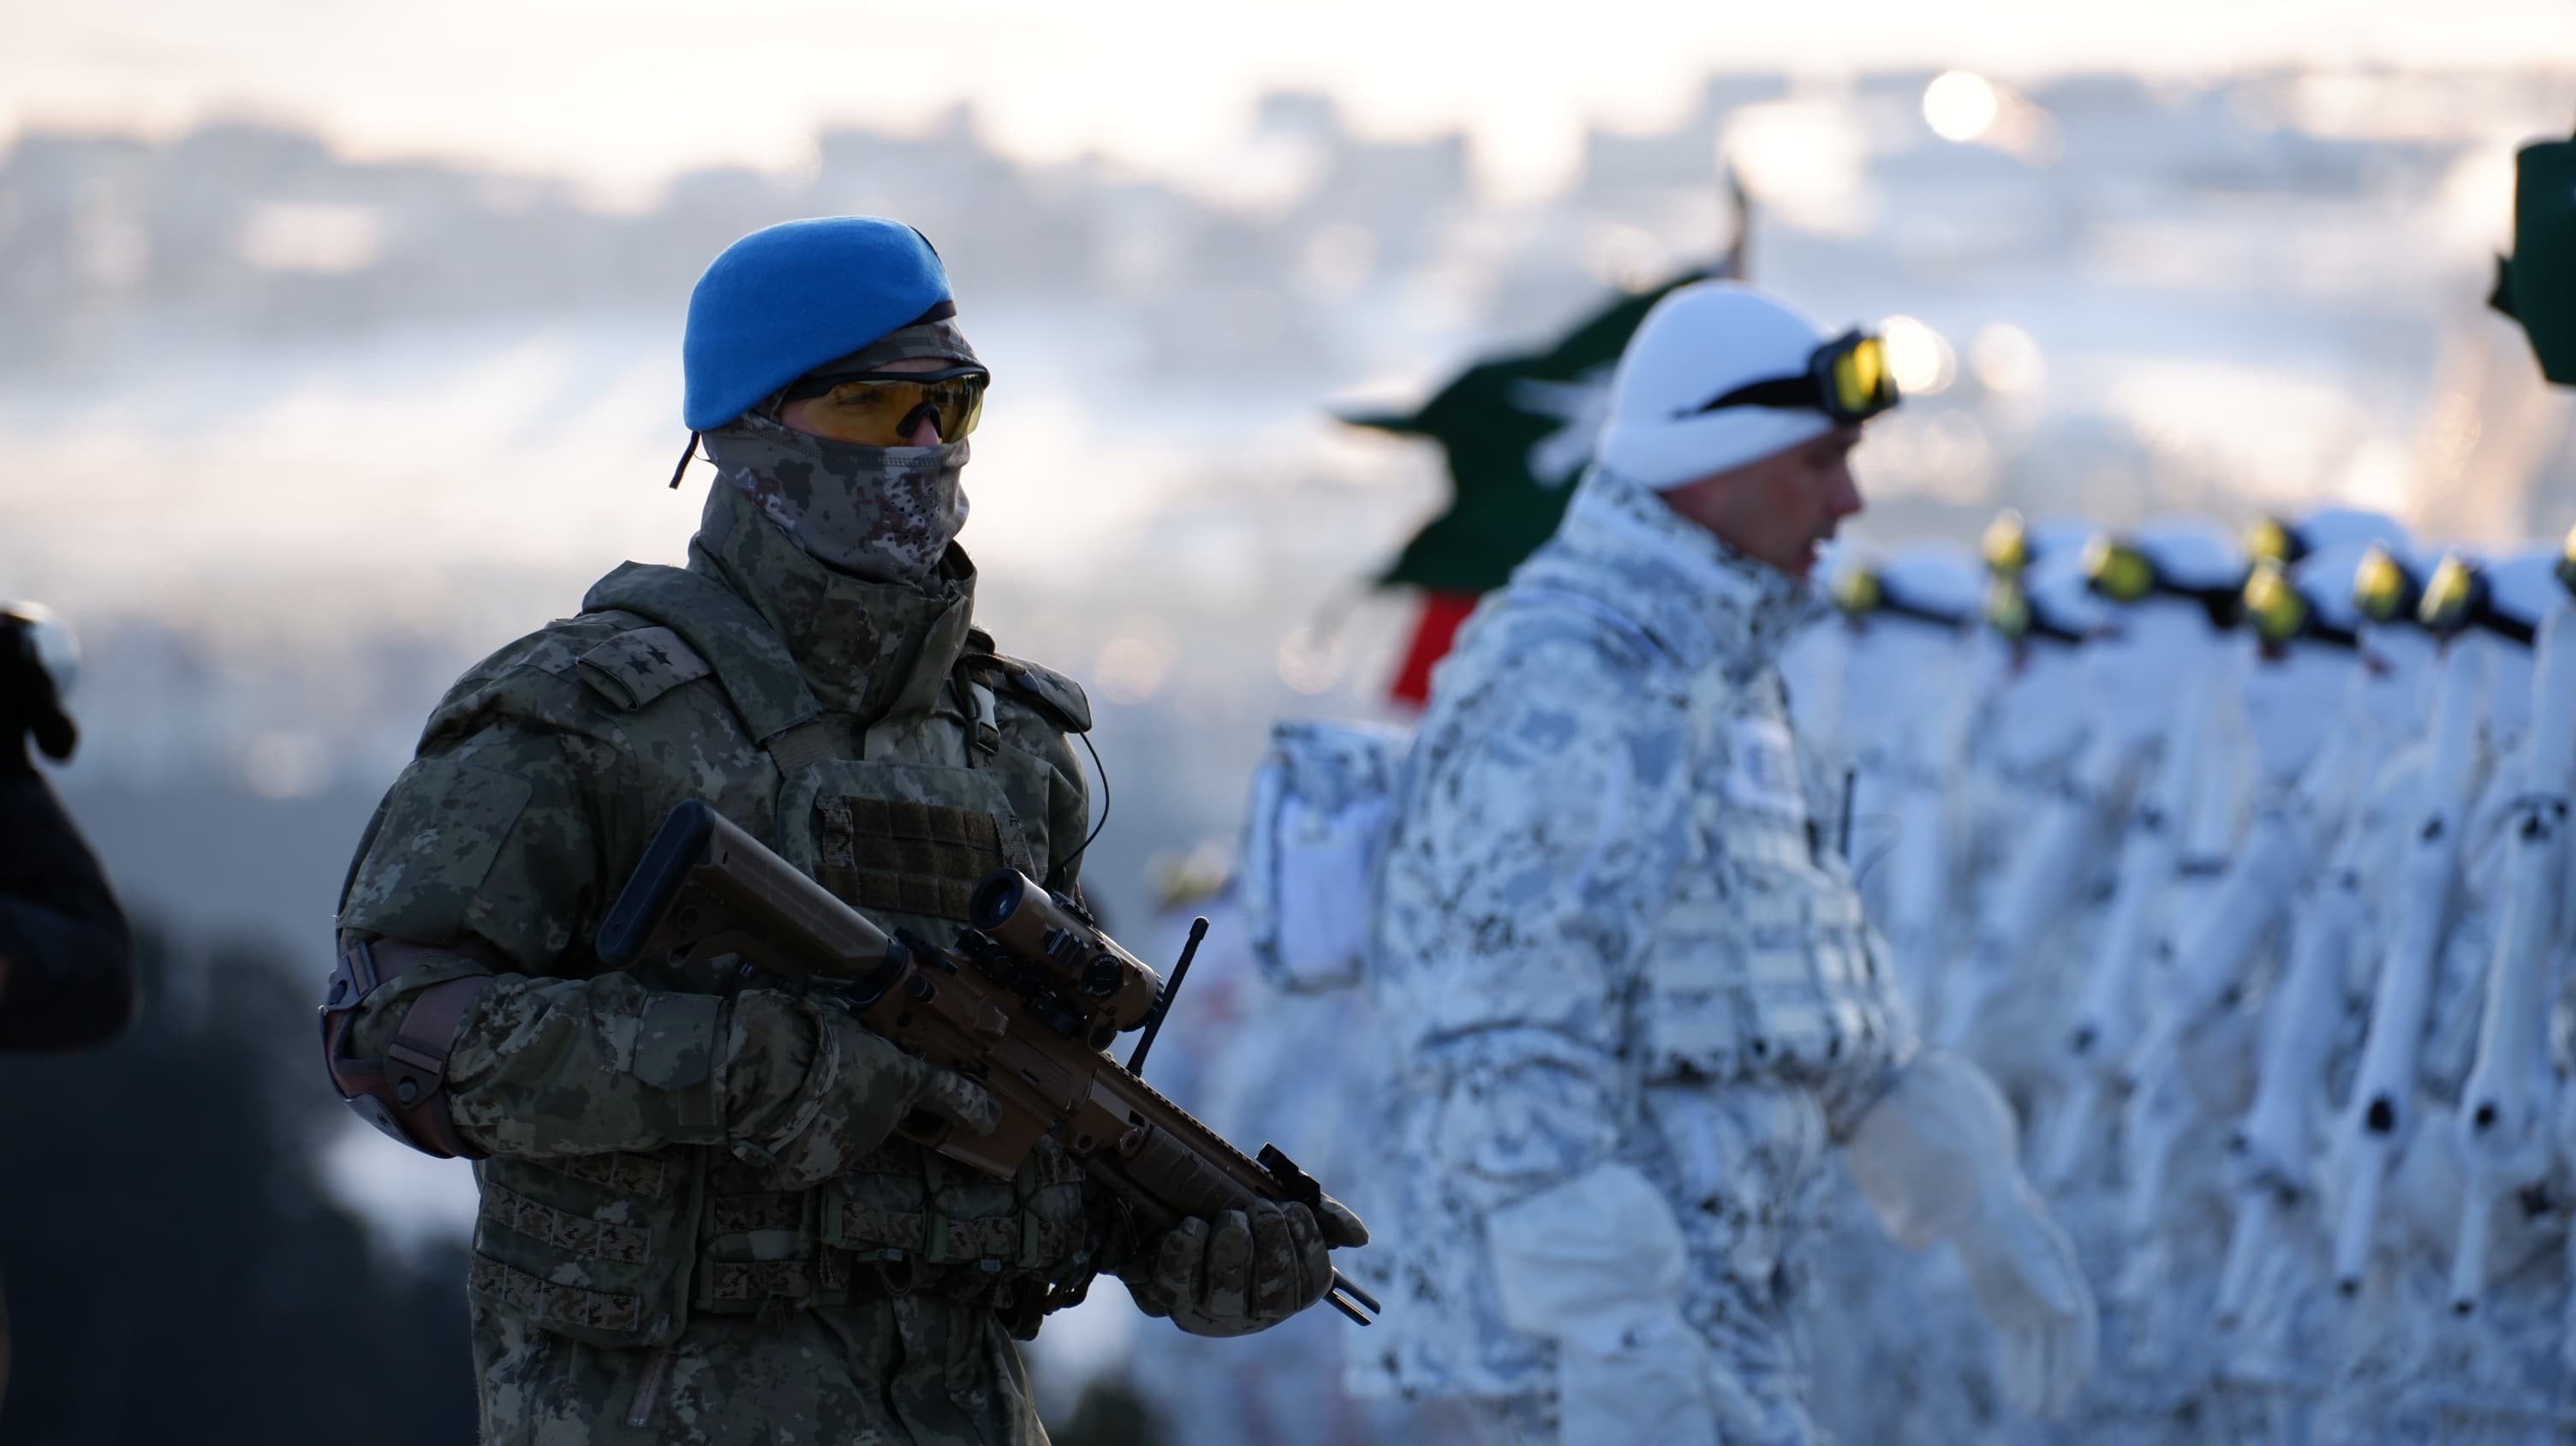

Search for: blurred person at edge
xmin=0 ymin=609 xmax=134 ymax=1047
xmin=315 ymin=218 xmax=1362 ymax=1446
xmin=0 ymin=602 xmax=142 ymax=1405
xmin=1365 ymin=282 xmax=2096 ymax=1445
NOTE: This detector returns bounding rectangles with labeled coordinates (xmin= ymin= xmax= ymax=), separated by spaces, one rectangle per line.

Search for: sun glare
xmin=1882 ymin=315 xmax=1957 ymax=396
xmin=1923 ymin=71 xmax=2002 ymax=143
xmin=1969 ymin=323 xmax=2044 ymax=396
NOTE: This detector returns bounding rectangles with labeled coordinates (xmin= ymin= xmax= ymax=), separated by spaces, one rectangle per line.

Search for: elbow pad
xmin=319 ymin=937 xmax=499 ymax=1159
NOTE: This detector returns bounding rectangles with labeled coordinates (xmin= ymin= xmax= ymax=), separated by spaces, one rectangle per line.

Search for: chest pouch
xmin=1649 ymin=704 xmax=1902 ymax=1082
xmin=781 ymin=757 xmax=1039 ymax=946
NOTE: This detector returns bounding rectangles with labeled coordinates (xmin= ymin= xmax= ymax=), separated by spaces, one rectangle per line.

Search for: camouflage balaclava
xmin=701 ymin=319 xmax=981 ymax=587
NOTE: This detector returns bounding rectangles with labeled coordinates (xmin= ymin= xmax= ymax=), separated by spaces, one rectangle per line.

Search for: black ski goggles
xmin=2082 ymin=535 xmax=2247 ymax=629
xmin=2242 ymin=560 xmax=2356 ymax=651
xmin=1984 ymin=576 xmax=2086 ymax=646
xmin=2418 ymin=554 xmax=2535 ymax=645
xmin=1682 ymin=330 xmax=1900 ymax=427
xmin=1833 ymin=565 xmax=1972 ymax=629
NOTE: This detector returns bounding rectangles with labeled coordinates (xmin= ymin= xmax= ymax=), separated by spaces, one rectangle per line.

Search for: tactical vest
xmin=1646 ymin=666 xmax=1909 ymax=1084
xmin=464 ymin=558 xmax=1099 ymax=1348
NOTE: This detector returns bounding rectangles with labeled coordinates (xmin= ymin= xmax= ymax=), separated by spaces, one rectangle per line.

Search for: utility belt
xmin=468 ymin=1146 xmax=1094 ymax=1345
xmin=691 ymin=1187 xmax=1088 ymax=1310
xmin=694 ymin=1242 xmax=1082 ymax=1332
xmin=465 ymin=1246 xmax=1075 ymax=1342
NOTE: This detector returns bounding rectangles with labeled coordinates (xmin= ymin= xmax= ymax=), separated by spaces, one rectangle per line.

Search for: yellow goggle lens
xmin=1831 ymin=336 xmax=1892 ymax=417
xmin=2243 ymin=560 xmax=2307 ymax=645
xmin=1835 ymin=566 xmax=1884 ymax=617
xmin=2084 ymin=536 xmax=2156 ymax=604
xmin=2419 ymin=554 xmax=2479 ymax=633
xmin=2559 ymin=524 xmax=2576 ymax=595
xmin=1982 ymin=510 xmax=2031 ymax=577
xmin=2352 ymin=545 xmax=2408 ymax=623
xmin=796 ymin=373 xmax=987 ymax=447
xmin=2245 ymin=517 xmax=2293 ymax=565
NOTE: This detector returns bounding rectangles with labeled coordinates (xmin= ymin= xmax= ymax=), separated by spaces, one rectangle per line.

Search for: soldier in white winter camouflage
xmin=1363 ymin=281 xmax=2098 ymax=1446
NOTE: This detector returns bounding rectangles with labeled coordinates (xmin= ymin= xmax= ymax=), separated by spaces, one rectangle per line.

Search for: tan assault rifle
xmin=594 ymin=800 xmax=1378 ymax=1325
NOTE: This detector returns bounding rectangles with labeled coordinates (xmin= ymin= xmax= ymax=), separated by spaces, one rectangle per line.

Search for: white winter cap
xmin=1596 ymin=280 xmax=1841 ymax=491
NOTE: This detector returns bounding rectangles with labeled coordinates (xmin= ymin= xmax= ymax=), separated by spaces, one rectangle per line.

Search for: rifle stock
xmin=2331 ymin=639 xmax=2487 ymax=1293
xmin=596 ymin=800 xmax=1381 ymax=1325
xmin=2447 ymin=606 xmax=2576 ymax=1312
xmin=1937 ymin=732 xmax=2128 ymax=1049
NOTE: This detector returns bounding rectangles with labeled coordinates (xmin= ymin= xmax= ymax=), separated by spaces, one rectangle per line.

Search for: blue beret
xmin=681 ymin=217 xmax=953 ymax=432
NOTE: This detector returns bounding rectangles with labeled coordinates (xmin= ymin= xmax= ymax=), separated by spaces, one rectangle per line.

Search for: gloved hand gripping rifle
xmin=594 ymin=801 xmax=1380 ymax=1325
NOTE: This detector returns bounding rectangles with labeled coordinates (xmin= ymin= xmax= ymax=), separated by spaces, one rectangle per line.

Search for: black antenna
xmin=1124 ymin=916 xmax=1208 ymax=1077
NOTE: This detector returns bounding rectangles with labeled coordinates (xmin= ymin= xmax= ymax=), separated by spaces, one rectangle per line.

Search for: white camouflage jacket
xmin=1362 ymin=468 xmax=1915 ymax=1435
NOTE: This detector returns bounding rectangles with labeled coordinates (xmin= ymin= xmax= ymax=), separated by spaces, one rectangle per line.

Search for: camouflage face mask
xmin=701 ymin=320 xmax=981 ymax=586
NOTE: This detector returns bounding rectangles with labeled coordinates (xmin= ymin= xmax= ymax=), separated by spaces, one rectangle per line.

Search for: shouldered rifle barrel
xmin=2332 ymin=639 xmax=2488 ymax=1293
xmin=2447 ymin=607 xmax=2576 ymax=1312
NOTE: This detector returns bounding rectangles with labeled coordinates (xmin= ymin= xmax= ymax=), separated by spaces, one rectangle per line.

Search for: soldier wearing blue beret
xmin=319 ymin=218 xmax=1361 ymax=1445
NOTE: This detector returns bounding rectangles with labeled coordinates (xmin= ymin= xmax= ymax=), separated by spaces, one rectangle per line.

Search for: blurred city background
xmin=2 ymin=3 xmax=2573 ymax=1440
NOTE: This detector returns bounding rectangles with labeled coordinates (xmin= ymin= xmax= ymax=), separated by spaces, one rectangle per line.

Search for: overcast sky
xmin=9 ymin=1 xmax=2575 ymax=200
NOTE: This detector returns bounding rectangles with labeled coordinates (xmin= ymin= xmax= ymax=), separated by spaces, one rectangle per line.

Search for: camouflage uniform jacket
xmin=333 ymin=481 xmax=1105 ymax=1444
xmin=1363 ymin=469 xmax=1913 ymax=1439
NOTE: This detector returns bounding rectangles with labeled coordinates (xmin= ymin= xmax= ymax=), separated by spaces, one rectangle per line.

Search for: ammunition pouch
xmin=685 ymin=1224 xmax=1090 ymax=1341
xmin=319 ymin=937 xmax=499 ymax=1160
xmin=681 ymin=1142 xmax=1098 ymax=1339
xmin=466 ymin=1140 xmax=1099 ymax=1349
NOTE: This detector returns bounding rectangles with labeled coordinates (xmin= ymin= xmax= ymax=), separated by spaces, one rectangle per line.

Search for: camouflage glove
xmin=1129 ymin=1195 xmax=1367 ymax=1337
xmin=736 ymin=995 xmax=998 ymax=1187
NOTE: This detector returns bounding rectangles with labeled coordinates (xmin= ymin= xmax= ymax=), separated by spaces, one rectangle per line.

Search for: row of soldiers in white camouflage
xmin=1122 ymin=500 xmax=2576 ymax=1444
xmin=1792 ymin=506 xmax=2576 ymax=1444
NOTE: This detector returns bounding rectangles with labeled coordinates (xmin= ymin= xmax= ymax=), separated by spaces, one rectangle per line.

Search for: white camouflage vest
xmin=1512 ymin=472 xmax=1910 ymax=1087
xmin=1654 ymin=661 xmax=1900 ymax=1081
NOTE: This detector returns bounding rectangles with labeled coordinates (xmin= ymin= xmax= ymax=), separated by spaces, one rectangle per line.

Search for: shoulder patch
xmin=971 ymin=654 xmax=1092 ymax=734
xmin=337 ymin=757 xmax=534 ymax=939
xmin=573 ymin=626 xmax=713 ymax=712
